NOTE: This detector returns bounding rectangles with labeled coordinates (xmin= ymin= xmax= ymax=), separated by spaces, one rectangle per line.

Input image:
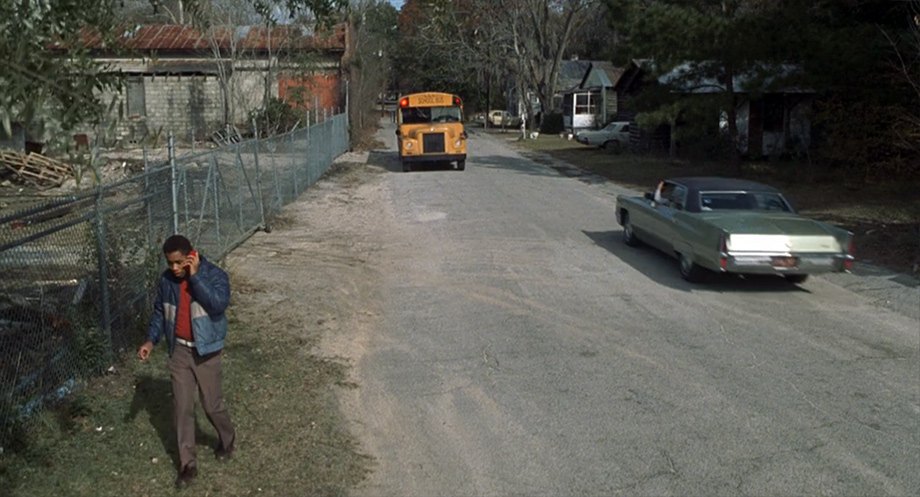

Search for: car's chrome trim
xmin=722 ymin=251 xmax=851 ymax=274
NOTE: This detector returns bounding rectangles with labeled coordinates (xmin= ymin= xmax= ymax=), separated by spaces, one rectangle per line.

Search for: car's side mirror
xmin=395 ymin=129 xmax=400 ymax=136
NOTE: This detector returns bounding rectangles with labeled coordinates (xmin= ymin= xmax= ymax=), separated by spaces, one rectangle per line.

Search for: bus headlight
xmin=454 ymin=139 xmax=462 ymax=148
xmin=404 ymin=141 xmax=413 ymax=150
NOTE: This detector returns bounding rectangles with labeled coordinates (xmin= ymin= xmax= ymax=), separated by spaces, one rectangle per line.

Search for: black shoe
xmin=175 ymin=465 xmax=197 ymax=489
xmin=215 ymin=444 xmax=235 ymax=462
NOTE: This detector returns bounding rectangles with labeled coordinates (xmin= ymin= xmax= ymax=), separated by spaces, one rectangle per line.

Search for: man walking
xmin=137 ymin=234 xmax=236 ymax=489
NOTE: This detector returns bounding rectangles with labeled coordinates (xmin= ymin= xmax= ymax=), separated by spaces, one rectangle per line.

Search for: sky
xmin=388 ymin=0 xmax=404 ymax=9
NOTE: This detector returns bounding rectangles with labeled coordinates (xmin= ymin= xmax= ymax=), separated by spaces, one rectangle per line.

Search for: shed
xmin=52 ymin=23 xmax=347 ymax=142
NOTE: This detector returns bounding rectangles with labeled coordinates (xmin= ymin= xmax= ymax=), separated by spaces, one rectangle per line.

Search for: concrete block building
xmin=62 ymin=23 xmax=347 ymax=143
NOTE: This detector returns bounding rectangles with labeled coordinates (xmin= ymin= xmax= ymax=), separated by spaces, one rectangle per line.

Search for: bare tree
xmin=187 ymin=0 xmax=274 ymax=133
xmin=116 ymin=0 xmax=191 ymax=23
xmin=494 ymin=0 xmax=597 ymax=129
xmin=347 ymin=1 xmax=398 ymax=137
xmin=881 ymin=8 xmax=920 ymax=157
xmin=196 ymin=1 xmax=343 ymax=135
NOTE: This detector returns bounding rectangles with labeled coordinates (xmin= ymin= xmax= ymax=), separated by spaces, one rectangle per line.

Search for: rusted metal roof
xmin=145 ymin=60 xmax=225 ymax=74
xmin=52 ymin=23 xmax=346 ymax=53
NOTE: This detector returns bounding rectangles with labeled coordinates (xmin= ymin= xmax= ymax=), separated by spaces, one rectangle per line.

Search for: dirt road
xmin=224 ymin=121 xmax=919 ymax=497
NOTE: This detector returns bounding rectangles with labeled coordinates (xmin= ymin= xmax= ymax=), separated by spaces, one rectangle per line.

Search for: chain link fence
xmin=0 ymin=113 xmax=349 ymax=442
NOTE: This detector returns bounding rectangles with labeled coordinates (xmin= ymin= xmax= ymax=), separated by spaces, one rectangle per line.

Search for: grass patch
xmin=511 ymin=134 xmax=920 ymax=276
xmin=0 ymin=299 xmax=370 ymax=496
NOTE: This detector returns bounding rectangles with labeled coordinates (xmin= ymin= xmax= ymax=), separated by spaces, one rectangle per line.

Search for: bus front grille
xmin=422 ymin=133 xmax=445 ymax=153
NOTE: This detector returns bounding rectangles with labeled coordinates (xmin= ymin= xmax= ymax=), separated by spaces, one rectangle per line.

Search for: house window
xmin=575 ymin=93 xmax=596 ymax=115
xmin=126 ymin=77 xmax=146 ymax=117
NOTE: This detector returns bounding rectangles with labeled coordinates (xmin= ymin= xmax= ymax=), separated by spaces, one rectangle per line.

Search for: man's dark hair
xmin=163 ymin=235 xmax=193 ymax=255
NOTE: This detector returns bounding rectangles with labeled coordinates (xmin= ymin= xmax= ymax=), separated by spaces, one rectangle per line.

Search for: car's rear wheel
xmin=679 ymin=252 xmax=706 ymax=282
xmin=784 ymin=274 xmax=809 ymax=284
xmin=622 ymin=214 xmax=640 ymax=247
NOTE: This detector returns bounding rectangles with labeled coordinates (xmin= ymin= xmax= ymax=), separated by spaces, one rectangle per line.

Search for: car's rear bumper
xmin=401 ymin=154 xmax=466 ymax=163
xmin=723 ymin=252 xmax=854 ymax=275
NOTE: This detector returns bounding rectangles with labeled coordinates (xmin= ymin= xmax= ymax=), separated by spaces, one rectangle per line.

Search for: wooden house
xmin=559 ymin=60 xmax=625 ymax=132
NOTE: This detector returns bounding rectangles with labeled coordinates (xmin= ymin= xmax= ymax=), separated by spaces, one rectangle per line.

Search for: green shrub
xmin=250 ymin=98 xmax=308 ymax=137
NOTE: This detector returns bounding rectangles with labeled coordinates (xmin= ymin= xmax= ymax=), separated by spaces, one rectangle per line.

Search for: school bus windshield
xmin=400 ymin=106 xmax=463 ymax=124
xmin=396 ymin=91 xmax=468 ymax=172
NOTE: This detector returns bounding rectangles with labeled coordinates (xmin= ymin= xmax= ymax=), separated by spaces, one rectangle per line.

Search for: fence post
xmin=143 ymin=147 xmax=152 ymax=247
xmin=237 ymin=146 xmax=244 ymax=229
xmin=182 ymin=167 xmax=190 ymax=230
xmin=194 ymin=158 xmax=215 ymax=243
xmin=168 ymin=132 xmax=179 ymax=234
xmin=305 ymin=113 xmax=311 ymax=185
xmin=323 ymin=109 xmax=335 ymax=165
xmin=289 ymin=132 xmax=298 ymax=194
xmin=289 ymin=135 xmax=298 ymax=197
xmin=251 ymin=127 xmax=266 ymax=229
xmin=212 ymin=153 xmax=222 ymax=247
xmin=94 ymin=186 xmax=113 ymax=363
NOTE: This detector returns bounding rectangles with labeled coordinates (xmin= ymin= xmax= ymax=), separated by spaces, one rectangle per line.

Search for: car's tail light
xmin=718 ymin=232 xmax=728 ymax=271
xmin=843 ymin=233 xmax=855 ymax=271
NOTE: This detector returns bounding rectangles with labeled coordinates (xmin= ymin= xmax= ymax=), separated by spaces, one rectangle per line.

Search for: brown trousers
xmin=168 ymin=344 xmax=236 ymax=471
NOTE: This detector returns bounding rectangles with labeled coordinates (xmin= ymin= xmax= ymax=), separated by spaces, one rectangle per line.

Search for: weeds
xmin=0 ymin=299 xmax=371 ymax=497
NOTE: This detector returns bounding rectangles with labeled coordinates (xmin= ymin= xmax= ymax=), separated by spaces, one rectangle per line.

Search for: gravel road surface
xmin=231 ymin=120 xmax=920 ymax=497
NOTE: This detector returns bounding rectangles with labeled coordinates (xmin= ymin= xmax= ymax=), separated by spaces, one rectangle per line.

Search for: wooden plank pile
xmin=0 ymin=150 xmax=73 ymax=188
xmin=211 ymin=125 xmax=243 ymax=146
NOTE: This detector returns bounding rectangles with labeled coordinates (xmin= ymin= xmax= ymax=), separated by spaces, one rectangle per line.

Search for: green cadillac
xmin=615 ymin=177 xmax=855 ymax=283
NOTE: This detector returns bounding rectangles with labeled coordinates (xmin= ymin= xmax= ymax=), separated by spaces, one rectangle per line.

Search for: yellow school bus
xmin=396 ymin=92 xmax=467 ymax=172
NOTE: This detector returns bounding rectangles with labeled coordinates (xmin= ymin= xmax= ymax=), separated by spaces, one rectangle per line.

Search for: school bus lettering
xmin=396 ymin=92 xmax=468 ymax=172
xmin=413 ymin=94 xmax=451 ymax=106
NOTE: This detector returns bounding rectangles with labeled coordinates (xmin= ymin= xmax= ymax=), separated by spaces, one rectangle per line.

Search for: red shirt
xmin=175 ymin=280 xmax=193 ymax=341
